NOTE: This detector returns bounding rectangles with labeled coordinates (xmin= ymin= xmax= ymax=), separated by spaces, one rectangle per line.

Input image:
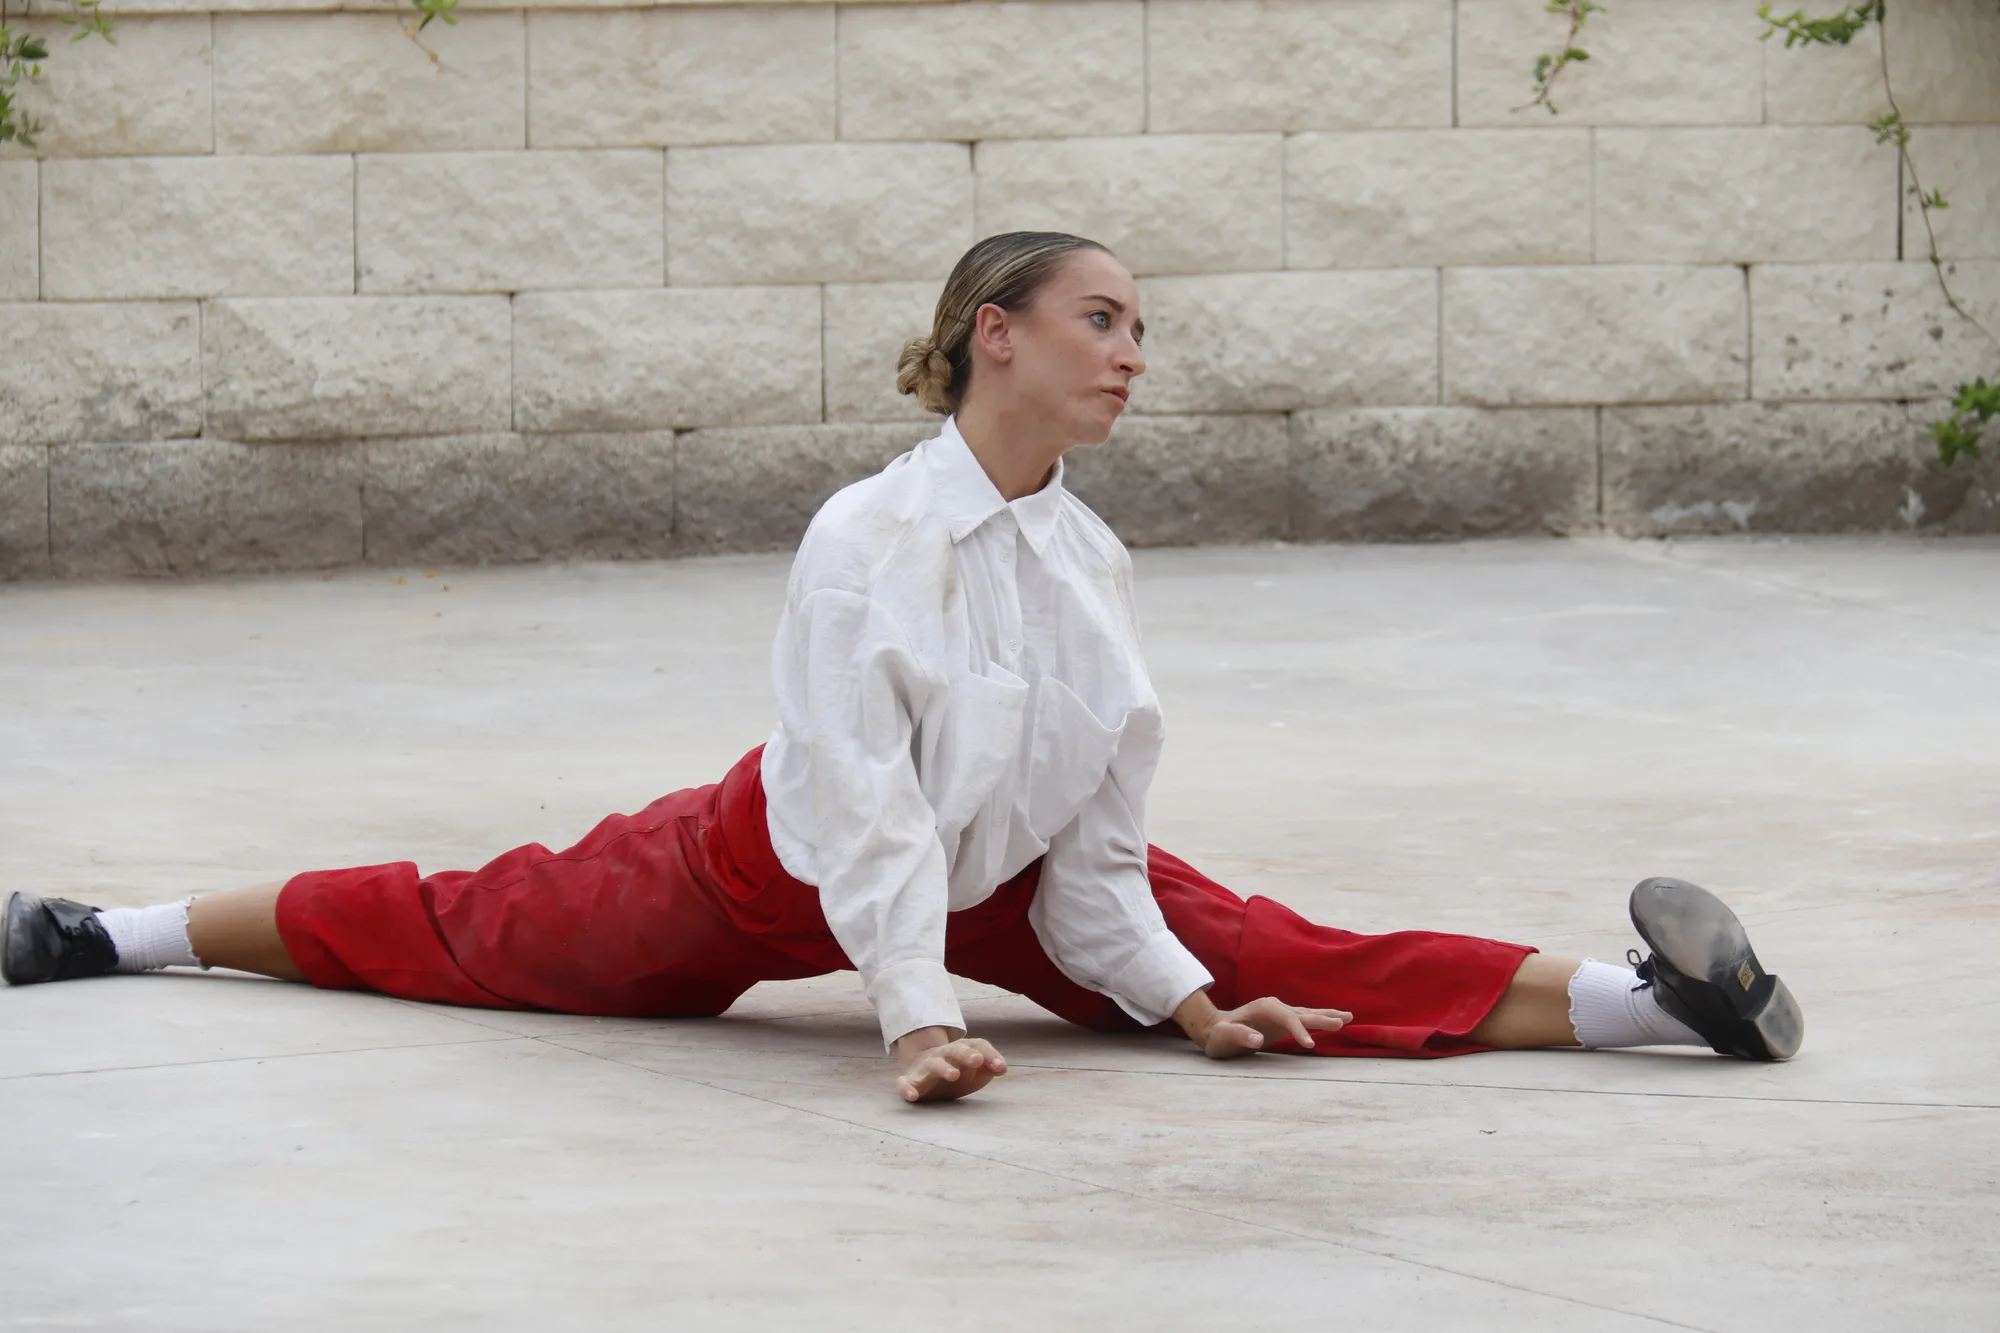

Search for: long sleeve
xmin=1027 ymin=712 xmax=1214 ymax=1026
xmin=781 ymin=586 xmax=962 ymax=1050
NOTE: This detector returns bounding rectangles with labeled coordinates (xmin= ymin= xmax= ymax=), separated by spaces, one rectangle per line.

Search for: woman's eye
xmin=1091 ymin=311 xmax=1110 ymax=328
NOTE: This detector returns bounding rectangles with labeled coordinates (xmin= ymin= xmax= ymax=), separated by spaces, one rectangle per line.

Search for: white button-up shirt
xmin=760 ymin=416 xmax=1215 ymax=1048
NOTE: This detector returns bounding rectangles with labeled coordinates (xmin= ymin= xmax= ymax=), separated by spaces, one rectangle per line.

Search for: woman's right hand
xmin=893 ymin=1026 xmax=1008 ymax=1103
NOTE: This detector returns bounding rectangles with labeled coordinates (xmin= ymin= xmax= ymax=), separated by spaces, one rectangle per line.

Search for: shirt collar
xmin=930 ymin=415 xmax=1066 ymax=555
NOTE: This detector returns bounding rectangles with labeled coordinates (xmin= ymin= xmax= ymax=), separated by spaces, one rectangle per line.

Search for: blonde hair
xmin=896 ymin=231 xmax=1111 ymax=416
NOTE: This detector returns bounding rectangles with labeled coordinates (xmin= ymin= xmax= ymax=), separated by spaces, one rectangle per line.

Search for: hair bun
xmin=896 ymin=334 xmax=955 ymax=416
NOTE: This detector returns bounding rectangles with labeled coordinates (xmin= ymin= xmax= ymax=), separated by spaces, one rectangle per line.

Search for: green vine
xmin=0 ymin=0 xmax=113 ymax=150
xmin=1 ymin=0 xmax=459 ymax=145
xmin=1524 ymin=1 xmax=2000 ymax=468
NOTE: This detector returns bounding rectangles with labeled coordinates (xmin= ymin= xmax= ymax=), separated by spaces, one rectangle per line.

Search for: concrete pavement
xmin=3 ymin=537 xmax=1996 ymax=1330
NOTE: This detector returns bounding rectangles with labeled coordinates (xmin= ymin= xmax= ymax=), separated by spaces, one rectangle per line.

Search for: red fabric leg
xmin=944 ymin=846 xmax=1536 ymax=1059
xmin=274 ymin=748 xmax=838 ymax=1016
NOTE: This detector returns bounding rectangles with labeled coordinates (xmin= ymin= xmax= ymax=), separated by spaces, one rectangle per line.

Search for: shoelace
xmin=1627 ymin=947 xmax=1657 ymax=992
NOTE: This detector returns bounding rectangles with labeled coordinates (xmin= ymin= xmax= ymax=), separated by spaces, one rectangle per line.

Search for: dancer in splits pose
xmin=3 ymin=232 xmax=1803 ymax=1102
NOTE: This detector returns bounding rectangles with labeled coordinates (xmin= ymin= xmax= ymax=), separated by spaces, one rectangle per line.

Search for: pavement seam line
xmin=544 ymin=1034 xmax=1721 ymax=1333
xmin=0 ymin=1034 xmax=527 ymax=1083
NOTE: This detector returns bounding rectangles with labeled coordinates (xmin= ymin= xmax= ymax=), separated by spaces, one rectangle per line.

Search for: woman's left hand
xmin=1174 ymin=992 xmax=1352 ymax=1059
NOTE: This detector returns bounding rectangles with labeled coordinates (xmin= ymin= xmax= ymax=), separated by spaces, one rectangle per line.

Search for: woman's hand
xmin=1173 ymin=991 xmax=1352 ymax=1059
xmin=893 ymin=1026 xmax=1009 ymax=1103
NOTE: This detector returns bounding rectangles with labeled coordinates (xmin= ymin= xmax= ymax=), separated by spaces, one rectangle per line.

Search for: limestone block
xmin=1904 ymin=128 xmax=2000 ymax=261
xmin=1290 ymin=407 xmax=1598 ymax=540
xmin=1147 ymin=0 xmax=1451 ymax=132
xmin=214 ymin=13 xmax=524 ymax=154
xmin=667 ymin=143 xmax=971 ymax=285
xmin=1602 ymin=400 xmax=2000 ymax=535
xmin=1886 ymin=0 xmax=2000 ymax=123
xmin=0 ymin=302 xmax=202 ymax=446
xmin=528 ymin=7 xmax=833 ymax=148
xmin=513 ymin=287 xmax=822 ymax=432
xmin=822 ymin=280 xmax=941 ymax=423
xmin=362 ymin=432 xmax=676 ymax=564
xmin=1457 ymin=0 xmax=1763 ymax=127
xmin=0 ymin=17 xmax=211 ymax=159
xmin=676 ymin=422 xmax=932 ymax=553
xmin=48 ymin=439 xmax=363 ymax=577
xmin=1443 ymin=266 xmax=1748 ymax=405
xmin=1595 ymin=127 xmax=1898 ymax=264
xmin=973 ymin=135 xmax=1282 ymax=276
xmin=1132 ymin=271 xmax=1438 ymax=413
xmin=0 ymin=445 xmax=50 ymax=580
xmin=1285 ymin=129 xmax=1590 ymax=269
xmin=1061 ymin=414 xmax=1289 ymax=546
xmin=0 ymin=161 xmax=34 ymax=299
xmin=358 ymin=151 xmax=664 ymax=294
xmin=837 ymin=1 xmax=1143 ymax=141
xmin=41 ymin=156 xmax=354 ymax=300
xmin=1761 ymin=23 xmax=1891 ymax=125
xmin=1750 ymin=261 xmax=2000 ymax=401
xmin=204 ymin=297 xmax=512 ymax=440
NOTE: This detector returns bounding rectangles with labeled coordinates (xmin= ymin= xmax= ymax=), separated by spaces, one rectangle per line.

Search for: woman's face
xmin=988 ymin=249 xmax=1146 ymax=446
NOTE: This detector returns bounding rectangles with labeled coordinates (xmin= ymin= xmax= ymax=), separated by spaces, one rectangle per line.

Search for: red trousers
xmin=277 ymin=745 xmax=1534 ymax=1057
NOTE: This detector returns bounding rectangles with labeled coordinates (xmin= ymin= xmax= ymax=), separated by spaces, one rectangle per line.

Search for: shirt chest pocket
xmin=919 ymin=661 xmax=1030 ymax=835
xmin=1023 ymin=676 xmax=1126 ymax=839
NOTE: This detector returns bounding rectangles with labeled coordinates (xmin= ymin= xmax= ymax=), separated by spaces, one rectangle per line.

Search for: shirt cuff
xmin=1102 ymin=930 xmax=1215 ymax=1028
xmin=866 ymin=958 xmax=967 ymax=1051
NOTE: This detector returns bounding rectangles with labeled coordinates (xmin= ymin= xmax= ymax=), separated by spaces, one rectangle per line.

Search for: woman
xmin=2 ymin=232 xmax=1803 ymax=1103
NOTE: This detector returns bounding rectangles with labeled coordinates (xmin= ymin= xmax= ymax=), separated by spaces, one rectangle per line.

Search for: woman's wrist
xmin=1171 ymin=989 xmax=1219 ymax=1046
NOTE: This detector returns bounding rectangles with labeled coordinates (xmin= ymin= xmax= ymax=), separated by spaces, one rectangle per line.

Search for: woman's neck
xmin=954 ymin=398 xmax=1065 ymax=502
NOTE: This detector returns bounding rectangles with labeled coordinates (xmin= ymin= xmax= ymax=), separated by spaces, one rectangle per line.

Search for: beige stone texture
xmin=1603 ymin=400 xmax=2000 ymax=536
xmin=1285 ymin=129 xmax=1591 ymax=269
xmin=0 ymin=302 xmax=202 ymax=447
xmin=1146 ymin=0 xmax=1451 ymax=132
xmin=0 ymin=16 xmax=211 ymax=160
xmin=837 ymin=1 xmax=1143 ymax=141
xmin=676 ymin=422 xmax=931 ymax=552
xmin=203 ymin=297 xmax=512 ymax=440
xmin=1061 ymin=414 xmax=1290 ymax=546
xmin=822 ymin=280 xmax=940 ymax=423
xmin=1457 ymin=0 xmax=1763 ymax=127
xmin=362 ymin=432 xmax=677 ymax=564
xmin=1594 ymin=127 xmax=1899 ymax=265
xmin=1132 ymin=270 xmax=1438 ymax=413
xmin=1904 ymin=127 xmax=2000 ymax=262
xmin=0 ymin=444 xmax=50 ymax=580
xmin=513 ymin=287 xmax=822 ymax=432
xmin=667 ymin=142 xmax=971 ymax=285
xmin=0 ymin=161 xmax=35 ymax=299
xmin=973 ymin=135 xmax=1281 ymax=276
xmin=527 ymin=7 xmax=833 ymax=149
xmin=213 ymin=13 xmax=525 ymax=154
xmin=1761 ymin=23 xmax=1892 ymax=125
xmin=40 ymin=156 xmax=354 ymax=300
xmin=1886 ymin=0 xmax=2000 ymax=124
xmin=1750 ymin=261 xmax=2000 ymax=401
xmin=1290 ymin=407 xmax=1599 ymax=540
xmin=1444 ymin=265 xmax=1748 ymax=406
xmin=358 ymin=151 xmax=664 ymax=294
xmin=48 ymin=439 xmax=363 ymax=577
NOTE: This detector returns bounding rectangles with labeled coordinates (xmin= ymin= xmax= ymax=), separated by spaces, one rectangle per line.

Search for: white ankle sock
xmin=97 ymin=898 xmax=203 ymax=973
xmin=1566 ymin=958 xmax=1705 ymax=1049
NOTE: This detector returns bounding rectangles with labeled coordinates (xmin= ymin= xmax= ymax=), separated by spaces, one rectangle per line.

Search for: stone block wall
xmin=1 ymin=0 xmax=1997 ymax=579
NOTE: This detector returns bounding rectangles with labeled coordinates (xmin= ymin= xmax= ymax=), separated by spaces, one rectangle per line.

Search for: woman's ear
xmin=972 ymin=302 xmax=1015 ymax=368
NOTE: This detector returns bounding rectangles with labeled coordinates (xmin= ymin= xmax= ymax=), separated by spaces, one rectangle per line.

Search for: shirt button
xmin=999 ymin=545 xmax=1014 ymax=562
xmin=1007 ymin=639 xmax=1021 ymax=653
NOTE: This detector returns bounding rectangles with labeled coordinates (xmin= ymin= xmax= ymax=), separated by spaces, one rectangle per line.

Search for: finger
xmin=1301 ymin=1008 xmax=1352 ymax=1030
xmin=966 ymin=1038 xmax=1008 ymax=1073
xmin=1209 ymin=1020 xmax=1264 ymax=1055
xmin=1278 ymin=1005 xmax=1316 ymax=1050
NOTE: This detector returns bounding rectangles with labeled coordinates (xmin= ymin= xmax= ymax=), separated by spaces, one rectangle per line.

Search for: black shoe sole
xmin=1630 ymin=877 xmax=1803 ymax=1061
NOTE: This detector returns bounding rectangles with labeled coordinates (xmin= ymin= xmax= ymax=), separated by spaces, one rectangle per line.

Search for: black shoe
xmin=1 ymin=891 xmax=120 ymax=985
xmin=1628 ymin=876 xmax=1803 ymax=1062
